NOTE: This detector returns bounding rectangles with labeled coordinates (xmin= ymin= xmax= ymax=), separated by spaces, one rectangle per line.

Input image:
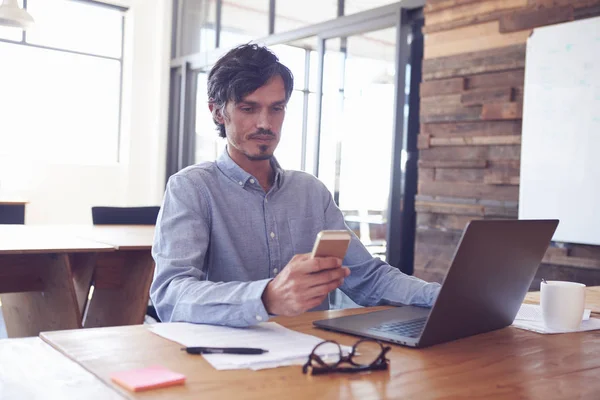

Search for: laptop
xmin=313 ymin=219 xmax=559 ymax=348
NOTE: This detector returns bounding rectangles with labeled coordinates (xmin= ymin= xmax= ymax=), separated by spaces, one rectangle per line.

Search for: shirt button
xmin=256 ymin=315 xmax=263 ymax=321
xmin=238 ymin=181 xmax=243 ymax=186
xmin=270 ymin=232 xmax=275 ymax=239
xmin=273 ymin=268 xmax=278 ymax=274
xmin=250 ymin=179 xmax=255 ymax=184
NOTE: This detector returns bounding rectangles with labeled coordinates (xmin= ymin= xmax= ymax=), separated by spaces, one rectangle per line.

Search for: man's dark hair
xmin=207 ymin=44 xmax=294 ymax=138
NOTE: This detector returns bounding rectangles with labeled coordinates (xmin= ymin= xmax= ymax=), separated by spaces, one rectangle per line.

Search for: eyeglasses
xmin=302 ymin=339 xmax=391 ymax=375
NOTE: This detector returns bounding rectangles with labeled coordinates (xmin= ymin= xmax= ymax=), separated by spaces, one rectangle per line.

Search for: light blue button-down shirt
xmin=151 ymin=149 xmax=441 ymax=327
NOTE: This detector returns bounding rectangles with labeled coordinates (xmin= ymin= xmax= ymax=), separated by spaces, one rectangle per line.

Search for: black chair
xmin=91 ymin=206 xmax=160 ymax=225
xmin=91 ymin=206 xmax=161 ymax=322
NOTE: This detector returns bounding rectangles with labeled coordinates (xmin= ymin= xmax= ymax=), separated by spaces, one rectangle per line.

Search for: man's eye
xmin=273 ymin=107 xmax=284 ymax=112
xmin=241 ymin=107 xmax=253 ymax=112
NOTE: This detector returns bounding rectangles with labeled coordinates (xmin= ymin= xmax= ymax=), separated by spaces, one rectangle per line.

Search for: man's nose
xmin=256 ymin=109 xmax=272 ymax=131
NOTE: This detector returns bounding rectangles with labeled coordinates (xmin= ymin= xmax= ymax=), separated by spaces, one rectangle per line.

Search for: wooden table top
xmin=61 ymin=225 xmax=155 ymax=251
xmin=0 ymin=337 xmax=123 ymax=399
xmin=0 ymin=224 xmax=154 ymax=254
xmin=40 ymin=294 xmax=600 ymax=400
xmin=0 ymin=225 xmax=114 ymax=254
xmin=0 ymin=198 xmax=28 ymax=205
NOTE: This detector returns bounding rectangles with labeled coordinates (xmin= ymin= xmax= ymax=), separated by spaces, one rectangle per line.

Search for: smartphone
xmin=310 ymin=230 xmax=352 ymax=259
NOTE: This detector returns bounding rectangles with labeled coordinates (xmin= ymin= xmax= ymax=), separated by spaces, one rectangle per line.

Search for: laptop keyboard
xmin=369 ymin=317 xmax=427 ymax=338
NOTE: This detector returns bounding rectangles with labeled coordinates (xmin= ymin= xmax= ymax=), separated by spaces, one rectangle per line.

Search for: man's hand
xmin=261 ymin=253 xmax=350 ymax=316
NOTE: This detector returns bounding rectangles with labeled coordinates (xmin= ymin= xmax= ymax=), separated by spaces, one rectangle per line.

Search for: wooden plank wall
xmin=415 ymin=0 xmax=600 ymax=288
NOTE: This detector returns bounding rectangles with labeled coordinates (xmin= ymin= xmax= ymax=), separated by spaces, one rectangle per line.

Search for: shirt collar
xmin=216 ymin=147 xmax=284 ymax=189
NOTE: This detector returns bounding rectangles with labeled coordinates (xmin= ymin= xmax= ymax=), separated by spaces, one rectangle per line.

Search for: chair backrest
xmin=91 ymin=206 xmax=160 ymax=225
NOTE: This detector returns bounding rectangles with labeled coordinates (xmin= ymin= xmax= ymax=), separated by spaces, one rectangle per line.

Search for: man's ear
xmin=209 ymin=102 xmax=225 ymax=125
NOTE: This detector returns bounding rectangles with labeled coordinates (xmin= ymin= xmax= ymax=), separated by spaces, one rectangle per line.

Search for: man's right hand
xmin=261 ymin=253 xmax=350 ymax=316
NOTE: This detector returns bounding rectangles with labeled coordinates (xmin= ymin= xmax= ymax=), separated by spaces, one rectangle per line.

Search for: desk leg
xmin=69 ymin=253 xmax=97 ymax=320
xmin=83 ymin=251 xmax=154 ymax=328
xmin=0 ymin=254 xmax=82 ymax=338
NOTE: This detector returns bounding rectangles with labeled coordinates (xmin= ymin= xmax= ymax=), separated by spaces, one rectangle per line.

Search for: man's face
xmin=216 ymin=75 xmax=287 ymax=162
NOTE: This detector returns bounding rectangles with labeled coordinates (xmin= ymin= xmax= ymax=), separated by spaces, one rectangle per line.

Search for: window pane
xmin=270 ymin=44 xmax=306 ymax=90
xmin=0 ymin=43 xmax=121 ymax=164
xmin=304 ymin=93 xmax=317 ymax=174
xmin=309 ymin=41 xmax=345 ymax=93
xmin=338 ymin=80 xmax=395 ymax=214
xmin=276 ymin=90 xmax=303 ymax=170
xmin=317 ymin=28 xmax=397 ymax=257
xmin=283 ymin=36 xmax=319 ymax=53
xmin=180 ymin=0 xmax=216 ymax=55
xmin=194 ymin=72 xmax=225 ymax=162
xmin=276 ymin=0 xmax=337 ymax=33
xmin=0 ymin=26 xmax=22 ymax=41
xmin=317 ymin=92 xmax=343 ymax=193
xmin=220 ymin=0 xmax=268 ymax=49
xmin=0 ymin=0 xmax=23 ymax=40
xmin=26 ymin=0 xmax=123 ymax=58
xmin=352 ymin=29 xmax=397 ymax=63
xmin=344 ymin=1 xmax=397 ymax=16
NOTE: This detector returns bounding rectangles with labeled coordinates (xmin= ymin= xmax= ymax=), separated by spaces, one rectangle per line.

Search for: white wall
xmin=122 ymin=0 xmax=172 ymax=206
xmin=0 ymin=0 xmax=172 ymax=224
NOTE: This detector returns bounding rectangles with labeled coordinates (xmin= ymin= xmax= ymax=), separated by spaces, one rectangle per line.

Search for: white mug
xmin=541 ymin=280 xmax=586 ymax=331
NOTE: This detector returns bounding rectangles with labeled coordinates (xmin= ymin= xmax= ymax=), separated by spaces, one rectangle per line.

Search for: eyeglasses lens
xmin=352 ymin=340 xmax=382 ymax=366
xmin=312 ymin=341 xmax=342 ymax=366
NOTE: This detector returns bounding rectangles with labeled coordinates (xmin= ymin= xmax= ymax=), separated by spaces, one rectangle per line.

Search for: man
xmin=151 ymin=44 xmax=440 ymax=327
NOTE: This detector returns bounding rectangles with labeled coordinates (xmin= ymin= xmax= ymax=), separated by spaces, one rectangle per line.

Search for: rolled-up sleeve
xmin=150 ymin=174 xmax=270 ymax=327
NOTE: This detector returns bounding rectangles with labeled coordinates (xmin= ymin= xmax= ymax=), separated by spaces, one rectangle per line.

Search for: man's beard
xmin=246 ymin=129 xmax=276 ymax=160
xmin=246 ymin=144 xmax=273 ymax=160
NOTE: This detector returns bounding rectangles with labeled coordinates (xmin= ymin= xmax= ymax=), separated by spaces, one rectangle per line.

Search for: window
xmin=194 ymin=72 xmax=225 ymax=163
xmin=220 ymin=0 xmax=269 ymax=49
xmin=275 ymin=0 xmax=337 ymax=33
xmin=0 ymin=0 xmax=126 ymax=164
xmin=344 ymin=1 xmax=398 ymax=16
xmin=271 ymin=44 xmax=316 ymax=172
xmin=178 ymin=0 xmax=217 ymax=56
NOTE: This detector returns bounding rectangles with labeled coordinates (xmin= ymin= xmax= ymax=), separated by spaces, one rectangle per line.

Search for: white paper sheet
xmin=515 ymin=303 xmax=591 ymax=322
xmin=513 ymin=303 xmax=598 ymax=334
xmin=147 ymin=322 xmax=349 ymax=370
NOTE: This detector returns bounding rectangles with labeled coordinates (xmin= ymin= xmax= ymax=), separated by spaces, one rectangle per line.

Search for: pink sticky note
xmin=110 ymin=365 xmax=186 ymax=392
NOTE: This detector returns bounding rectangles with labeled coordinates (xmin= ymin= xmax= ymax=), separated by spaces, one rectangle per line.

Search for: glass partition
xmin=318 ymin=28 xmax=397 ymax=258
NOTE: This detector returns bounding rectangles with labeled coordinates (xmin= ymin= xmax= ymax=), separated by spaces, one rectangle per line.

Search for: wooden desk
xmin=0 ymin=225 xmax=114 ymax=337
xmin=0 ymin=337 xmax=123 ymax=399
xmin=66 ymin=225 xmax=155 ymax=328
xmin=0 ymin=198 xmax=27 ymax=224
xmin=40 ymin=290 xmax=600 ymax=399
xmin=0 ymin=225 xmax=155 ymax=337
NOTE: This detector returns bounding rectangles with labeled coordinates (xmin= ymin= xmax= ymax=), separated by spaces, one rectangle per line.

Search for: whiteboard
xmin=519 ymin=16 xmax=600 ymax=246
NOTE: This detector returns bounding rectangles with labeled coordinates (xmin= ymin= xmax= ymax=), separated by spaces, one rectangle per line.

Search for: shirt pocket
xmin=288 ymin=216 xmax=325 ymax=255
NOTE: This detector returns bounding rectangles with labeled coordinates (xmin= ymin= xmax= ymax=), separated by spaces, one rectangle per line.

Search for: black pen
xmin=181 ymin=346 xmax=268 ymax=355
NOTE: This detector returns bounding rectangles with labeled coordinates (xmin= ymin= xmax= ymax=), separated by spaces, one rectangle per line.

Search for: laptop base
xmin=314 ymin=306 xmax=430 ymax=347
